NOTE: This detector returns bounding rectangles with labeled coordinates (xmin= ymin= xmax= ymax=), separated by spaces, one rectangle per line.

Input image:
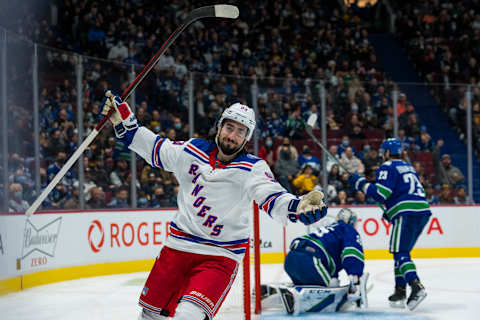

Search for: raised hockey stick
xmin=26 ymin=5 xmax=239 ymax=216
xmin=304 ymin=114 xmax=351 ymax=174
xmin=304 ymin=114 xmax=386 ymax=212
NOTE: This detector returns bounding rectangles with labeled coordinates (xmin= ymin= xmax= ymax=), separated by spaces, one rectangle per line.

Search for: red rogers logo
xmin=88 ymin=220 xmax=105 ymax=253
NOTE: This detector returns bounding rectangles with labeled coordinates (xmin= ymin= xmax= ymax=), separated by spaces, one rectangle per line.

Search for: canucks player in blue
xmin=260 ymin=208 xmax=369 ymax=314
xmin=285 ymin=208 xmax=364 ymax=289
xmin=348 ymin=138 xmax=431 ymax=310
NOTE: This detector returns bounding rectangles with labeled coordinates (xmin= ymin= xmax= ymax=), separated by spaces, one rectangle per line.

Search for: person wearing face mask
xmin=275 ymin=137 xmax=298 ymax=161
xmin=108 ymin=39 xmax=129 ymax=60
xmin=107 ymin=187 xmax=130 ymax=209
xmin=262 ymin=136 xmax=277 ymax=166
xmin=172 ymin=116 xmax=188 ymax=141
xmin=337 ymin=136 xmax=358 ymax=157
xmin=8 ymin=183 xmax=29 ymax=213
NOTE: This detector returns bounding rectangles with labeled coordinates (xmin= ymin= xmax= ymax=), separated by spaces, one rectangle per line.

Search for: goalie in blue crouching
xmin=260 ymin=208 xmax=369 ymax=315
xmin=348 ymin=138 xmax=431 ymax=311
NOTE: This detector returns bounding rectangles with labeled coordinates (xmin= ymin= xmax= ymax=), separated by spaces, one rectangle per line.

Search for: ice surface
xmin=1 ymin=258 xmax=479 ymax=320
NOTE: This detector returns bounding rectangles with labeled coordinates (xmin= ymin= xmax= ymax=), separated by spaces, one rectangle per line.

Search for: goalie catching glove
xmin=288 ymin=190 xmax=327 ymax=225
xmin=99 ymin=90 xmax=138 ymax=140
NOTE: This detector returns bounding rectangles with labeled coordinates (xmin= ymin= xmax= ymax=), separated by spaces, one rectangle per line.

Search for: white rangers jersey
xmin=129 ymin=127 xmax=298 ymax=262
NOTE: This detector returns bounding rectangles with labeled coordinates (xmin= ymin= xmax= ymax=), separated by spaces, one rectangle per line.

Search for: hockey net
xmin=215 ymin=203 xmax=261 ymax=320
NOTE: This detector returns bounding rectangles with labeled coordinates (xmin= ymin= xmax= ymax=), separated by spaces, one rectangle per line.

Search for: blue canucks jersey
xmin=363 ymin=159 xmax=432 ymax=221
xmin=293 ymin=221 xmax=364 ymax=278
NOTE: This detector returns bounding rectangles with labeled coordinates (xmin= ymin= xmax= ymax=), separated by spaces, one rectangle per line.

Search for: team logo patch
xmin=142 ymin=287 xmax=149 ymax=296
xmin=265 ymin=172 xmax=277 ymax=183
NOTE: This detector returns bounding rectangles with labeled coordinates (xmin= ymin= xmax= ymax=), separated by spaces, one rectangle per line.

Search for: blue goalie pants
xmin=284 ymin=240 xmax=334 ymax=287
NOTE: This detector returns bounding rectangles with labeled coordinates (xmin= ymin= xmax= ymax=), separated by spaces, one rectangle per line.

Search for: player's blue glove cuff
xmin=287 ymin=198 xmax=300 ymax=222
xmin=348 ymin=173 xmax=367 ymax=191
xmin=298 ymin=205 xmax=327 ymax=225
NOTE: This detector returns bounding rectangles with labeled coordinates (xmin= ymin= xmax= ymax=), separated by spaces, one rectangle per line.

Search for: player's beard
xmin=219 ymin=136 xmax=243 ymax=156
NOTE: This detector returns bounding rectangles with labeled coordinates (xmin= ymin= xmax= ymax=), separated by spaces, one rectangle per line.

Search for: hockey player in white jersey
xmin=100 ymin=91 xmax=327 ymax=320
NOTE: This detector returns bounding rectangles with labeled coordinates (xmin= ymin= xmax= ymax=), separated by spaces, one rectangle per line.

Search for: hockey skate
xmin=407 ymin=279 xmax=427 ymax=311
xmin=388 ymin=285 xmax=406 ymax=308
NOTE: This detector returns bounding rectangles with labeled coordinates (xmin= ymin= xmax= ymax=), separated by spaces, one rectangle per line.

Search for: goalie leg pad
xmin=291 ymin=285 xmax=350 ymax=315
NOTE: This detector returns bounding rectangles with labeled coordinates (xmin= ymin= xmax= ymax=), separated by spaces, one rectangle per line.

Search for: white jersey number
xmin=403 ymin=173 xmax=426 ymax=197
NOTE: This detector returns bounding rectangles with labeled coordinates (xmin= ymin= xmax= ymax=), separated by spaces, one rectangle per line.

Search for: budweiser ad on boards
xmin=17 ymin=217 xmax=62 ymax=271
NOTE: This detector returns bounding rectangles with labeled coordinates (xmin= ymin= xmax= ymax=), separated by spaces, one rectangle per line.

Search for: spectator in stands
xmin=397 ymin=93 xmax=408 ymax=116
xmin=275 ymin=137 xmax=298 ymax=161
xmin=398 ymin=128 xmax=414 ymax=151
xmin=353 ymin=190 xmax=367 ymax=205
xmin=331 ymin=190 xmax=349 ymax=206
xmin=415 ymin=129 xmax=434 ymax=152
xmin=86 ymin=187 xmax=106 ymax=209
xmin=83 ymin=167 xmax=98 ymax=201
xmin=326 ymin=145 xmax=341 ymax=172
xmin=292 ymin=165 xmax=317 ymax=195
xmin=137 ymin=192 xmax=150 ymax=209
xmin=313 ymin=183 xmax=338 ymax=204
xmin=8 ymin=183 xmax=29 ymax=212
xmin=438 ymin=184 xmax=454 ymax=204
xmin=262 ymin=136 xmax=276 ymax=166
xmin=425 ymin=184 xmax=440 ymax=205
xmin=453 ymin=185 xmax=469 ymax=204
xmin=110 ymin=159 xmax=130 ymax=189
xmin=274 ymin=143 xmax=299 ymax=194
xmin=298 ymin=145 xmax=320 ymax=172
xmin=435 ymin=154 xmax=465 ymax=188
xmin=107 ymin=40 xmax=128 ymax=61
xmin=326 ymin=163 xmax=340 ymax=187
xmin=172 ymin=116 xmax=189 ymax=141
xmin=337 ymin=135 xmax=357 ymax=156
xmin=151 ymin=186 xmax=172 ymax=208
xmin=284 ymin=107 xmax=305 ymax=139
xmin=403 ymin=113 xmax=422 ymax=139
xmin=47 ymin=152 xmax=75 ymax=185
xmin=339 ymin=147 xmax=365 ymax=174
xmin=362 ymin=145 xmax=381 ymax=169
xmin=107 ymin=187 xmax=129 ymax=208
xmin=412 ymin=161 xmax=427 ymax=185
xmin=47 ymin=184 xmax=69 ymax=209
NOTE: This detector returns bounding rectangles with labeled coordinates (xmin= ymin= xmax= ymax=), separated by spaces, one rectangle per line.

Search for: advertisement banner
xmin=1 ymin=205 xmax=479 ymax=282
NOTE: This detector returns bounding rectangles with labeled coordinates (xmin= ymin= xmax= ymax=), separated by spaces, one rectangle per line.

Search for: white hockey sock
xmin=138 ymin=308 xmax=168 ymax=320
xmin=171 ymin=301 xmax=207 ymax=320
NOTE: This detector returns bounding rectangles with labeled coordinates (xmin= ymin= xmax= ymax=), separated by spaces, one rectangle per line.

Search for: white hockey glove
xmin=100 ymin=90 xmax=138 ymax=139
xmin=289 ymin=191 xmax=327 ymax=225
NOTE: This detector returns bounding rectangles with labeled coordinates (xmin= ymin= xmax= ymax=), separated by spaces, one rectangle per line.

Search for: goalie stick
xmin=26 ymin=5 xmax=239 ymax=216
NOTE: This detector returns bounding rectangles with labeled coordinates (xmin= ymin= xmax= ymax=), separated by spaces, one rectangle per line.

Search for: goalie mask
xmin=336 ymin=208 xmax=358 ymax=226
xmin=215 ymin=103 xmax=256 ymax=155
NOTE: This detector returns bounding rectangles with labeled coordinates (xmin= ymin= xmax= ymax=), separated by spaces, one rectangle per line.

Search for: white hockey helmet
xmin=336 ymin=208 xmax=358 ymax=226
xmin=217 ymin=102 xmax=256 ymax=141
